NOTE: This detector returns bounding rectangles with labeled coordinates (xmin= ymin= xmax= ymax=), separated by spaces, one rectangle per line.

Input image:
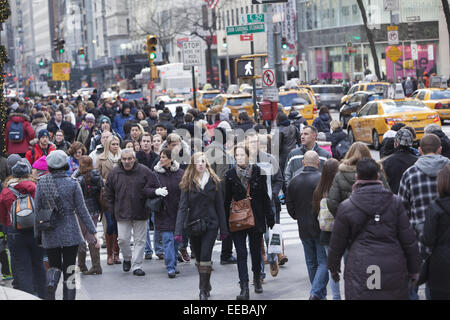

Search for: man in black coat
xmin=286 ymin=150 xmax=327 ymax=300
xmin=382 ymin=129 xmax=418 ymax=194
xmin=47 ymin=109 xmax=76 ymax=143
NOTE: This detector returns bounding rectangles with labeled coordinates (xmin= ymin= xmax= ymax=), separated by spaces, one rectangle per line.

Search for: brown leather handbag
xmin=229 ymin=185 xmax=255 ymax=232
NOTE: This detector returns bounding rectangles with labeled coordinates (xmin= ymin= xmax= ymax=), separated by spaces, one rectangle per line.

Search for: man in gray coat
xmin=105 ymin=148 xmax=153 ymax=276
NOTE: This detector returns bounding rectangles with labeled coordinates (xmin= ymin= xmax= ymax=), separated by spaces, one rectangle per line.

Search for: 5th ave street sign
xmin=226 ymin=23 xmax=265 ymax=35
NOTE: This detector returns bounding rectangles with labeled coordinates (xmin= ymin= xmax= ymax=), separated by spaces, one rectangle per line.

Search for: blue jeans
xmin=324 ymin=246 xmax=341 ymax=300
xmin=301 ymin=238 xmax=329 ymax=300
xmin=7 ymin=227 xmax=47 ymax=299
xmin=161 ymin=232 xmax=179 ymax=274
xmin=145 ymin=213 xmax=163 ymax=255
xmin=104 ymin=211 xmax=118 ymax=235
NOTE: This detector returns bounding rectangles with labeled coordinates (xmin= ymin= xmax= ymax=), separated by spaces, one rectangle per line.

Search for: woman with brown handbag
xmin=176 ymin=152 xmax=229 ymax=300
xmin=224 ymin=145 xmax=274 ymax=300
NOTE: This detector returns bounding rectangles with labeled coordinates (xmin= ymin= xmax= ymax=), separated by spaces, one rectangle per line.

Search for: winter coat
xmin=330 ymin=128 xmax=349 ymax=160
xmin=146 ymin=161 xmax=184 ymax=232
xmin=174 ymin=112 xmax=185 ymax=128
xmin=77 ymin=127 xmax=91 ymax=147
xmin=327 ymin=163 xmax=390 ymax=216
xmin=236 ymin=121 xmax=254 ymax=132
xmin=422 ymin=197 xmax=450 ymax=295
xmin=278 ymin=120 xmax=301 ymax=172
xmin=104 ymin=162 xmax=153 ymax=221
xmin=284 ymin=143 xmax=332 ymax=186
xmin=327 ymin=182 xmax=420 ymax=300
xmin=31 ymin=116 xmax=48 ymax=138
xmin=318 ymin=141 xmax=332 ymax=157
xmin=381 ymin=147 xmax=418 ymax=194
xmin=433 ymin=130 xmax=450 ymax=159
xmin=113 ymin=113 xmax=135 ymax=139
xmin=286 ymin=167 xmax=321 ymax=239
xmin=224 ymin=165 xmax=274 ymax=234
xmin=175 ymin=178 xmax=228 ymax=237
xmin=34 ymin=171 xmax=97 ymax=249
xmin=398 ymin=155 xmax=450 ymax=236
xmin=312 ymin=113 xmax=331 ymax=133
xmin=136 ymin=150 xmax=159 ymax=171
xmin=47 ymin=119 xmax=76 ymax=143
xmin=5 ymin=113 xmax=35 ymax=155
xmin=54 ymin=139 xmax=71 ymax=153
xmin=95 ymin=153 xmax=119 ymax=182
xmin=25 ymin=143 xmax=57 ymax=165
xmin=73 ymin=169 xmax=104 ymax=216
xmin=146 ymin=116 xmax=158 ymax=132
xmin=0 ymin=179 xmax=36 ymax=227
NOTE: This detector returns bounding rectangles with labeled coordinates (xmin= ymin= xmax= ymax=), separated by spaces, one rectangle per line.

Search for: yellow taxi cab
xmin=207 ymin=93 xmax=254 ymax=119
xmin=341 ymin=82 xmax=390 ymax=106
xmin=193 ymin=90 xmax=221 ymax=112
xmin=278 ymin=89 xmax=318 ymax=125
xmin=411 ymin=88 xmax=450 ymax=121
xmin=347 ymin=99 xmax=441 ymax=150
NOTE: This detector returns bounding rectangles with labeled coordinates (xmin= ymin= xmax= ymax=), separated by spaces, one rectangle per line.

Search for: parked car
xmin=119 ymin=89 xmax=144 ymax=102
xmin=339 ymin=91 xmax=384 ymax=128
xmin=310 ymin=84 xmax=345 ymax=109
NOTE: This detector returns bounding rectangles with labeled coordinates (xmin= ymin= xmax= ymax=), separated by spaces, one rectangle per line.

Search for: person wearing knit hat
xmin=32 ymin=156 xmax=49 ymax=178
xmin=77 ymin=113 xmax=96 ymax=148
xmin=46 ymin=150 xmax=69 ymax=169
xmin=11 ymin=161 xmax=31 ymax=178
xmin=381 ymin=128 xmax=419 ymax=194
xmin=7 ymin=154 xmax=23 ymax=171
xmin=25 ymin=128 xmax=57 ymax=165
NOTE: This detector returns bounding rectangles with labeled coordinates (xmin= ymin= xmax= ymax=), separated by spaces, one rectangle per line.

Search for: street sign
xmin=236 ymin=60 xmax=255 ymax=78
xmin=182 ymin=40 xmax=202 ymax=67
xmin=428 ymin=45 xmax=434 ymax=61
xmin=384 ymin=0 xmax=399 ymax=11
xmin=263 ymin=86 xmax=279 ymax=102
xmin=52 ymin=63 xmax=70 ymax=81
xmin=252 ymin=0 xmax=288 ymax=4
xmin=388 ymin=30 xmax=399 ymax=45
xmin=247 ymin=14 xmax=264 ymax=24
xmin=411 ymin=42 xmax=418 ymax=60
xmin=240 ymin=34 xmax=254 ymax=41
xmin=226 ymin=23 xmax=265 ymax=35
xmin=386 ymin=46 xmax=402 ymax=63
xmin=263 ymin=69 xmax=275 ymax=87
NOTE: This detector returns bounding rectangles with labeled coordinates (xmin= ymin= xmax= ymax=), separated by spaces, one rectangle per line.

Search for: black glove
xmin=331 ymin=271 xmax=340 ymax=283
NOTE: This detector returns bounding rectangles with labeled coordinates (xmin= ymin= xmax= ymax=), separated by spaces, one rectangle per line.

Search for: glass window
xmin=367 ymin=103 xmax=379 ymax=116
xmin=430 ymin=91 xmax=450 ymax=99
xmin=381 ymin=101 xmax=427 ymax=114
xmin=358 ymin=103 xmax=372 ymax=116
xmin=418 ymin=91 xmax=426 ymax=100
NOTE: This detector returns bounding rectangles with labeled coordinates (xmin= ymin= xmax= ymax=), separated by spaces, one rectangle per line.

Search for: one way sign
xmin=252 ymin=0 xmax=288 ymax=4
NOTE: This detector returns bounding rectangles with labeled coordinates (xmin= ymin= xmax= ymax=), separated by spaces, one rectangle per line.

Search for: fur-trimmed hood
xmin=338 ymin=163 xmax=356 ymax=173
xmin=31 ymin=117 xmax=48 ymax=126
xmin=8 ymin=112 xmax=30 ymax=122
xmin=154 ymin=160 xmax=180 ymax=173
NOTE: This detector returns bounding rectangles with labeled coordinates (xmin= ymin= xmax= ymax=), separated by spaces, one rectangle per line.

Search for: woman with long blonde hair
xmin=175 ymin=152 xmax=228 ymax=300
xmin=327 ymin=142 xmax=390 ymax=216
xmin=95 ymin=135 xmax=122 ymax=265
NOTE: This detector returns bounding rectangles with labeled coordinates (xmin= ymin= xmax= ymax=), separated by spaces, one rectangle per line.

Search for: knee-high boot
xmin=77 ymin=243 xmax=88 ymax=272
xmin=236 ymin=281 xmax=249 ymax=300
xmin=106 ymin=234 xmax=114 ymax=265
xmin=84 ymin=244 xmax=102 ymax=275
xmin=63 ymin=280 xmax=76 ymax=300
xmin=199 ymin=262 xmax=212 ymax=300
xmin=112 ymin=233 xmax=121 ymax=264
xmin=46 ymin=268 xmax=61 ymax=300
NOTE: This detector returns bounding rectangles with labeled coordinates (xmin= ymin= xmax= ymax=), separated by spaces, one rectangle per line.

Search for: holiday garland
xmin=0 ymin=0 xmax=10 ymax=156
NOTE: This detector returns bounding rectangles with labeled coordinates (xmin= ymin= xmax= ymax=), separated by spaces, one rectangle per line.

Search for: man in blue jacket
xmin=113 ymin=104 xmax=134 ymax=139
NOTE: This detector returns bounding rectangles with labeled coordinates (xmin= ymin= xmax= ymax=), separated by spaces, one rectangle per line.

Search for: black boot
xmin=254 ymin=274 xmax=263 ymax=294
xmin=198 ymin=262 xmax=212 ymax=300
xmin=236 ymin=281 xmax=250 ymax=300
xmin=46 ymin=268 xmax=61 ymax=300
xmin=63 ymin=281 xmax=76 ymax=300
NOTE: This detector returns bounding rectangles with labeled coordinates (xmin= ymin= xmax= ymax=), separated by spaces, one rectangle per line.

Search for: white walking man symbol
xmin=245 ymin=61 xmax=253 ymax=76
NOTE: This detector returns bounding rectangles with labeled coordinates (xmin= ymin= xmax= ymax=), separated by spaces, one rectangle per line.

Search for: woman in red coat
xmin=5 ymin=109 xmax=35 ymax=156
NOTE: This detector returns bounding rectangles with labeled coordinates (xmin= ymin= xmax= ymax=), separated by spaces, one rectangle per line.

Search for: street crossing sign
xmin=226 ymin=23 xmax=265 ymax=35
xmin=236 ymin=60 xmax=255 ymax=78
xmin=263 ymin=69 xmax=275 ymax=87
xmin=262 ymin=69 xmax=278 ymax=102
xmin=182 ymin=40 xmax=203 ymax=67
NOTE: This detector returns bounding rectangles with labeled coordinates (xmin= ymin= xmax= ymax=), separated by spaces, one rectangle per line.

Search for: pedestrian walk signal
xmin=236 ymin=59 xmax=255 ymax=79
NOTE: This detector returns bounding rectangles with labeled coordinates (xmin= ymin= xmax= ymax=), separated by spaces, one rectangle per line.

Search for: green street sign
xmin=247 ymin=14 xmax=264 ymax=24
xmin=226 ymin=23 xmax=265 ymax=36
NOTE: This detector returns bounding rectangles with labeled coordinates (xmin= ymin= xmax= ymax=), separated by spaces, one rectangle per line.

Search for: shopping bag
xmin=268 ymin=224 xmax=283 ymax=254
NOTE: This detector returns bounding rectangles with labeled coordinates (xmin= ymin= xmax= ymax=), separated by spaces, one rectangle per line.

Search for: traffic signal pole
xmin=192 ymin=66 xmax=198 ymax=110
xmin=250 ymin=40 xmax=258 ymax=122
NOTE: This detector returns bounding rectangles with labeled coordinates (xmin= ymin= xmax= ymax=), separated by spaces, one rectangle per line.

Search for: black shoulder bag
xmin=146 ymin=172 xmax=164 ymax=213
xmin=185 ymin=187 xmax=208 ymax=236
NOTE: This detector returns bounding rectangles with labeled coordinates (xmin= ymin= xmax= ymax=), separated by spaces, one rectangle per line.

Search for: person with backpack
xmin=0 ymin=159 xmax=47 ymax=299
xmin=5 ymin=108 xmax=35 ymax=157
xmin=327 ymin=158 xmax=420 ymax=300
xmin=25 ymin=130 xmax=56 ymax=166
xmin=330 ymin=120 xmax=350 ymax=161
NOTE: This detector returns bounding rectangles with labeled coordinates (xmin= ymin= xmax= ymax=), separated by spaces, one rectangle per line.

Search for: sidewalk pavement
xmin=0 ymin=285 xmax=41 ymax=300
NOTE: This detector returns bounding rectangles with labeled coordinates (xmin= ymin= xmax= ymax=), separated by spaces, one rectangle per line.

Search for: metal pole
xmin=251 ymin=40 xmax=257 ymax=122
xmin=361 ymin=42 xmax=364 ymax=74
xmin=192 ymin=66 xmax=197 ymax=110
xmin=226 ymin=45 xmax=231 ymax=87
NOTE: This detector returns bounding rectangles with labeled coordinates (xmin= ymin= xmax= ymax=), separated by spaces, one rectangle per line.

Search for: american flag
xmin=204 ymin=0 xmax=220 ymax=9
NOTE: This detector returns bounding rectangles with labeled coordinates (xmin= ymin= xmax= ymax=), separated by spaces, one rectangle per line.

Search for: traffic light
xmin=54 ymin=38 xmax=65 ymax=54
xmin=146 ymin=35 xmax=157 ymax=65
xmin=222 ymin=37 xmax=228 ymax=48
xmin=407 ymin=23 xmax=415 ymax=40
xmin=79 ymin=47 xmax=85 ymax=59
xmin=39 ymin=59 xmax=44 ymax=67
xmin=281 ymin=37 xmax=288 ymax=50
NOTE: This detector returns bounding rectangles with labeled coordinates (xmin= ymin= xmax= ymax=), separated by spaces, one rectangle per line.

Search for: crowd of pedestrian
xmin=0 ymin=93 xmax=449 ymax=301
